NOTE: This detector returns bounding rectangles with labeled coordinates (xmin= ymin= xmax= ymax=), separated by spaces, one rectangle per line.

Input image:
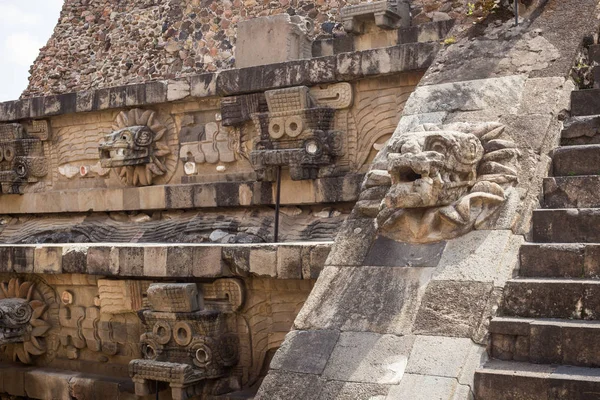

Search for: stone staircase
xmin=474 ymin=91 xmax=600 ymax=398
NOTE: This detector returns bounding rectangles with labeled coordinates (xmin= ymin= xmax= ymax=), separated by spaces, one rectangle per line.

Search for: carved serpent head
xmin=0 ymin=298 xmax=33 ymax=344
xmin=99 ymin=125 xmax=154 ymax=168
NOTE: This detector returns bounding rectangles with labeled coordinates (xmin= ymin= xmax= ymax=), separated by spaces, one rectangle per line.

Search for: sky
xmin=0 ymin=0 xmax=64 ymax=101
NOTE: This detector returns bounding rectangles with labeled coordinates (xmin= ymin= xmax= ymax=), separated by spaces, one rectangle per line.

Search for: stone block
xmin=255 ymin=370 xmax=325 ymax=400
xmin=403 ymin=75 xmax=526 ymax=116
xmin=413 ymin=280 xmax=494 ymax=338
xmin=249 ymin=246 xmax=278 ymax=277
xmin=125 ymin=83 xmax=146 ymax=106
xmin=167 ymin=78 xmax=190 ymax=101
xmin=190 ymin=73 xmax=218 ymax=97
xmin=571 ymin=89 xmax=600 ymax=117
xmin=322 ymin=332 xmax=414 ymax=384
xmin=302 ymin=244 xmax=331 ymax=280
xmin=145 ymin=81 xmax=167 ymax=104
xmin=406 ymin=336 xmax=474 ymax=378
xmin=192 ymin=246 xmax=225 ymax=277
xmin=386 ymin=374 xmax=463 ymax=400
xmin=271 ymin=330 xmax=339 ymax=374
xmin=519 ymin=243 xmax=584 ymax=278
xmin=235 ymin=14 xmax=313 ymax=69
xmin=295 ymin=266 xmax=434 ymax=334
xmin=2 ymin=366 xmax=26 ymax=396
xmin=143 ymin=247 xmax=168 ymax=277
xmin=118 ymin=247 xmax=144 ymax=276
xmin=319 ymin=381 xmax=390 ymax=400
xmin=165 ymin=185 xmax=194 ymax=209
xmin=166 ymin=246 xmax=193 ymax=276
xmin=518 ymin=77 xmax=564 ymax=115
xmin=277 ymin=245 xmax=303 ymax=280
xmin=222 ymin=246 xmax=250 ymax=276
xmin=363 ymin=236 xmax=446 ymax=267
xmin=433 ymin=230 xmax=523 ymax=286
xmin=87 ymin=246 xmax=113 ymax=275
xmin=34 ymin=246 xmax=62 ymax=274
xmin=326 ymin=218 xmax=377 ymax=266
xmin=62 ymin=246 xmax=88 ymax=274
xmin=11 ymin=247 xmax=34 ymax=273
xmin=544 ymin=176 xmax=600 ymax=209
xmin=24 ymin=369 xmax=72 ymax=400
xmin=0 ymin=247 xmax=12 ymax=272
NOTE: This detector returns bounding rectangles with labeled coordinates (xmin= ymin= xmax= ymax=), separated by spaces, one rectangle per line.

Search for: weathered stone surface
xmin=326 ymin=218 xmax=377 ymax=266
xmin=406 ymin=336 xmax=477 ymax=378
xmin=544 ymin=176 xmax=600 ymax=209
xmin=571 ymin=89 xmax=600 ymax=117
xmin=519 ymin=243 xmax=585 ymax=278
xmin=552 ymin=145 xmax=600 ymax=176
xmin=413 ymin=280 xmax=494 ymax=338
xmin=502 ymin=279 xmax=596 ymax=319
xmin=295 ymin=266 xmax=434 ymax=334
xmin=255 ymin=370 xmax=325 ymax=400
xmin=236 ymin=14 xmax=313 ymax=69
xmin=533 ymin=209 xmax=600 ymax=243
xmin=433 ymin=231 xmax=523 ymax=286
xmin=386 ymin=374 xmax=470 ymax=400
xmin=363 ymin=236 xmax=446 ymax=267
xmin=403 ymin=76 xmax=526 ymax=116
xmin=322 ymin=332 xmax=413 ymax=384
xmin=319 ymin=381 xmax=390 ymax=400
xmin=270 ymin=330 xmax=339 ymax=375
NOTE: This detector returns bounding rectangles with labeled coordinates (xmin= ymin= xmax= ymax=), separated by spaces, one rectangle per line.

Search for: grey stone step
xmin=519 ymin=243 xmax=596 ymax=278
xmin=489 ymin=317 xmax=600 ymax=367
xmin=552 ymin=145 xmax=600 ymax=176
xmin=502 ymin=278 xmax=600 ymax=320
xmin=475 ymin=360 xmax=600 ymax=400
xmin=533 ymin=208 xmax=600 ymax=243
xmin=532 ymin=208 xmax=600 ymax=243
xmin=561 ymin=115 xmax=600 ymax=146
xmin=544 ymin=175 xmax=600 ymax=208
xmin=571 ymin=89 xmax=600 ymax=117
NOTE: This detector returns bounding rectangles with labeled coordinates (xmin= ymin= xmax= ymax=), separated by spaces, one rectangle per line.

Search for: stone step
xmin=571 ymin=89 xmax=600 ymax=117
xmin=552 ymin=145 xmax=600 ymax=177
xmin=543 ymin=175 xmax=600 ymax=209
xmin=474 ymin=360 xmax=600 ymax=400
xmin=489 ymin=317 xmax=600 ymax=367
xmin=502 ymin=278 xmax=600 ymax=320
xmin=532 ymin=208 xmax=600 ymax=243
xmin=519 ymin=243 xmax=600 ymax=278
xmin=561 ymin=115 xmax=600 ymax=146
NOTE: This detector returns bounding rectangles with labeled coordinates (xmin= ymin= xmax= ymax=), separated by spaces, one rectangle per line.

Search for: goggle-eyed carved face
xmin=0 ymin=144 xmax=16 ymax=169
xmin=99 ymin=125 xmax=154 ymax=168
xmin=0 ymin=298 xmax=33 ymax=345
xmin=385 ymin=131 xmax=484 ymax=209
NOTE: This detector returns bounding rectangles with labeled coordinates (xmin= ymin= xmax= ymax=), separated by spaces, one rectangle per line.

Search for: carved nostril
xmin=396 ymin=167 xmax=421 ymax=182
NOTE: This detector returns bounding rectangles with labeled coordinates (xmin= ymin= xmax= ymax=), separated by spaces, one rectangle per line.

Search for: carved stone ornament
xmin=0 ymin=278 xmax=52 ymax=364
xmin=129 ymin=281 xmax=242 ymax=400
xmin=99 ymin=109 xmax=177 ymax=186
xmin=375 ymin=123 xmax=520 ymax=243
xmin=0 ymin=122 xmax=49 ymax=194
xmin=341 ymin=0 xmax=410 ymax=33
xmin=250 ymin=86 xmax=346 ymax=181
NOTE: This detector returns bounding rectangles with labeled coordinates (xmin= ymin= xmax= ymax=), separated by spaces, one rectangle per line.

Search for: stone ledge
xmin=0 ymin=42 xmax=439 ymax=122
xmin=0 ymin=174 xmax=362 ymax=215
xmin=0 ymin=363 xmax=136 ymax=399
xmin=0 ymin=242 xmax=332 ymax=279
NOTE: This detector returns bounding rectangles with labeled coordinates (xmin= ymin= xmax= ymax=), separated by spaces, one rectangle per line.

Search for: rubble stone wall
xmin=23 ymin=0 xmax=460 ymax=98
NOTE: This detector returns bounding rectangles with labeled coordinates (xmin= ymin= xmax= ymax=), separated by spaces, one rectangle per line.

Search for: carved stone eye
xmin=429 ymin=141 xmax=447 ymax=154
xmin=120 ymin=131 xmax=132 ymax=142
xmin=4 ymin=147 xmax=14 ymax=162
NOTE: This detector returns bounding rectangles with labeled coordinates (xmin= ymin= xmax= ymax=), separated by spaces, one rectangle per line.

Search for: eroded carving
xmin=0 ymin=278 xmax=52 ymax=364
xmin=130 ymin=282 xmax=240 ymax=399
xmin=0 ymin=123 xmax=49 ymax=194
xmin=250 ymin=86 xmax=346 ymax=181
xmin=341 ymin=0 xmax=410 ymax=33
xmin=99 ymin=109 xmax=177 ymax=186
xmin=375 ymin=123 xmax=520 ymax=243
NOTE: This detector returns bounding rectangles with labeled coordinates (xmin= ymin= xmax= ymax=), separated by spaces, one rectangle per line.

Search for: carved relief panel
xmin=0 ymin=121 xmax=50 ymax=194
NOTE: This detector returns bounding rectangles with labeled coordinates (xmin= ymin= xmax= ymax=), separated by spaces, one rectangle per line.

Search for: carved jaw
xmin=99 ymin=126 xmax=153 ymax=168
xmin=0 ymin=298 xmax=32 ymax=345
